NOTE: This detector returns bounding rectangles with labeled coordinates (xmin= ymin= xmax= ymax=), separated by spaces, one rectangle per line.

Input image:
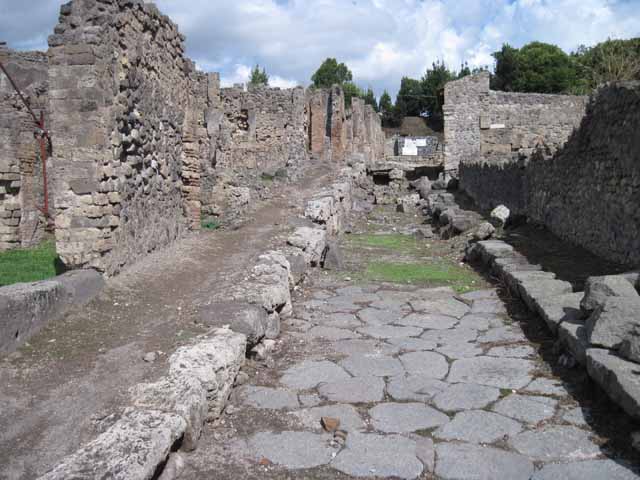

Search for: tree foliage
xmin=491 ymin=44 xmax=519 ymax=91
xmin=379 ymin=90 xmax=395 ymax=127
xmin=491 ymin=38 xmax=640 ymax=94
xmin=342 ymin=82 xmax=363 ymax=108
xmin=363 ymin=87 xmax=379 ymax=112
xmin=249 ymin=64 xmax=269 ymax=87
xmin=572 ymin=38 xmax=640 ymax=92
xmin=311 ymin=58 xmax=353 ymax=88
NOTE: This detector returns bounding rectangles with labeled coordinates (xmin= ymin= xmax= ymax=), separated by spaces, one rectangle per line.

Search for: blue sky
xmin=1 ymin=0 xmax=639 ymax=97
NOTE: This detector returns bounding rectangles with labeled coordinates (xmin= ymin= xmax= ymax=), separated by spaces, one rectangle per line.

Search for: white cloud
xmin=1 ymin=0 xmax=638 ymax=99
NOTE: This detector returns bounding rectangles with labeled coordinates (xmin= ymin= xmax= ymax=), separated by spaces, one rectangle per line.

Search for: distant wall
xmin=0 ymin=47 xmax=50 ymax=251
xmin=307 ymin=87 xmax=384 ymax=164
xmin=443 ymin=72 xmax=586 ymax=171
xmin=458 ymin=81 xmax=640 ymax=267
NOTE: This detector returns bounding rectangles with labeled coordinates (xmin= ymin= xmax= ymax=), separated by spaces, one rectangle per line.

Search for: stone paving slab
xmin=248 ymin=431 xmax=336 ymax=469
xmin=318 ymin=376 xmax=385 ymax=403
xmin=358 ymin=324 xmax=424 ymax=339
xmin=508 ymin=426 xmax=601 ymax=461
xmin=435 ymin=443 xmax=534 ymax=480
xmin=241 ymin=386 xmax=300 ymax=410
xmin=399 ymin=351 xmax=450 ymax=378
xmin=280 ymin=360 xmax=350 ymax=390
xmin=331 ymin=339 xmax=400 ymax=356
xmin=331 ymin=433 xmax=425 ymax=479
xmin=421 ymin=327 xmax=479 ymax=345
xmin=340 ymin=354 xmax=405 ymax=377
xmin=531 ymin=459 xmax=640 ymax=479
xmin=432 ymin=383 xmax=501 ymax=412
xmin=448 ymin=356 xmax=535 ymax=389
xmin=434 ymin=410 xmax=523 ymax=443
xmin=492 ymin=394 xmax=558 ymax=424
xmin=387 ymin=375 xmax=449 ymax=402
xmin=369 ymin=402 xmax=449 ymax=433
xmin=293 ymin=404 xmax=366 ymax=432
xmin=306 ymin=326 xmax=362 ymax=340
xmin=410 ymin=298 xmax=470 ymax=318
xmin=395 ymin=313 xmax=458 ymax=329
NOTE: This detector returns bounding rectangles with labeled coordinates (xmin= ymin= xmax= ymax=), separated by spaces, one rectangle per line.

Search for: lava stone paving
xmin=181 ymin=212 xmax=640 ymax=479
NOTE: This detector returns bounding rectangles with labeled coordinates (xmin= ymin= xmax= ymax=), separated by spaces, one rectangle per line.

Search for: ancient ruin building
xmin=444 ymin=72 xmax=640 ymax=267
xmin=0 ymin=0 xmax=386 ymax=273
xmin=0 ymin=46 xmax=50 ymax=251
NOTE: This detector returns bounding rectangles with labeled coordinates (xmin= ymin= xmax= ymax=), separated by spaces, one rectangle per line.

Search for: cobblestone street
xmin=182 ymin=207 xmax=640 ymax=479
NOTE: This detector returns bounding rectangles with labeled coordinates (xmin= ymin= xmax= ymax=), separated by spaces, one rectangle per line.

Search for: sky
xmin=1 ymin=0 xmax=639 ymax=98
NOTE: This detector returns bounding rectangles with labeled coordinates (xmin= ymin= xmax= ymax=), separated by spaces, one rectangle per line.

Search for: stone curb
xmin=0 ymin=269 xmax=104 ymax=354
xmin=467 ymin=239 xmax=640 ymax=420
xmin=38 ymin=327 xmax=247 ymax=480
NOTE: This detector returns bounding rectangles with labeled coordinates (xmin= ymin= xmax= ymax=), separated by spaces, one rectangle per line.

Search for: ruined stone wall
xmin=482 ymin=91 xmax=587 ymax=158
xmin=49 ymin=0 xmax=209 ymax=274
xmin=306 ymin=87 xmax=384 ymax=164
xmin=0 ymin=47 xmax=50 ymax=251
xmin=200 ymin=84 xmax=309 ymax=218
xmin=460 ymin=82 xmax=640 ymax=267
xmin=527 ymin=82 xmax=640 ymax=266
xmin=308 ymin=89 xmax=329 ymax=157
xmin=444 ymin=72 xmax=586 ymax=171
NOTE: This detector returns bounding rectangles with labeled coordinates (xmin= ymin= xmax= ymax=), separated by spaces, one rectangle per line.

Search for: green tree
xmin=395 ymin=77 xmax=424 ymax=117
xmin=342 ymin=81 xmax=364 ymax=108
xmin=379 ymin=90 xmax=399 ymax=127
xmin=491 ymin=44 xmax=519 ymax=91
xmin=363 ymin=87 xmax=379 ymax=112
xmin=513 ymin=42 xmax=577 ymax=93
xmin=249 ymin=64 xmax=269 ymax=87
xmin=420 ymin=60 xmax=455 ymax=119
xmin=572 ymin=38 xmax=640 ymax=93
xmin=311 ymin=58 xmax=353 ymax=88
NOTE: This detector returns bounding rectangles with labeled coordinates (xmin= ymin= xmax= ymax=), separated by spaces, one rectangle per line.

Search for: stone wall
xmin=201 ymin=83 xmax=309 ymax=218
xmin=0 ymin=46 xmax=50 ymax=251
xmin=49 ymin=0 xmax=209 ymax=274
xmin=459 ymin=81 xmax=640 ymax=267
xmin=306 ymin=87 xmax=384 ymax=164
xmin=443 ymin=72 xmax=586 ymax=171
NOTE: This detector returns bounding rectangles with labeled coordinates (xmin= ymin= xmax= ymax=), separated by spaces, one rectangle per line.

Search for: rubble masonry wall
xmin=0 ymin=47 xmax=50 ymax=251
xmin=454 ymin=78 xmax=640 ymax=267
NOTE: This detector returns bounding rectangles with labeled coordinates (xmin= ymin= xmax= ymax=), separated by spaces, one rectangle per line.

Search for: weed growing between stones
xmin=201 ymin=218 xmax=221 ymax=230
xmin=349 ymin=233 xmax=422 ymax=253
xmin=0 ymin=240 xmax=63 ymax=286
xmin=360 ymin=261 xmax=481 ymax=293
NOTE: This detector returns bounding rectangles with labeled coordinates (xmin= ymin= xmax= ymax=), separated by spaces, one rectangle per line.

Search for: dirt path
xmin=182 ymin=205 xmax=640 ymax=479
xmin=0 ymin=162 xmax=331 ymax=480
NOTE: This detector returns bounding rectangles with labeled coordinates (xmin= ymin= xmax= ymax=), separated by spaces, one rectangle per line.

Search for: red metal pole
xmin=0 ymin=57 xmax=52 ymax=227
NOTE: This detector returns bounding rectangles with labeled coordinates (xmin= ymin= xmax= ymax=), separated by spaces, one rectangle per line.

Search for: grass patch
xmin=349 ymin=234 xmax=421 ymax=253
xmin=0 ymin=241 xmax=63 ymax=287
xmin=201 ymin=217 xmax=221 ymax=230
xmin=361 ymin=261 xmax=480 ymax=292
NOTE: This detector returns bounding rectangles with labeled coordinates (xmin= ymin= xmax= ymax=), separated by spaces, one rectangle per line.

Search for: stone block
xmin=37 ymin=409 xmax=186 ymax=480
xmin=517 ymin=278 xmax=573 ymax=314
xmin=0 ymin=279 xmax=68 ymax=354
xmin=130 ymin=375 xmax=207 ymax=451
xmin=169 ymin=328 xmax=246 ymax=419
xmin=535 ymin=292 xmax=583 ymax=334
xmin=57 ymin=269 xmax=104 ymax=306
xmin=587 ymin=348 xmax=640 ymax=420
xmin=587 ymin=296 xmax=640 ymax=350
xmin=558 ymin=318 xmax=589 ymax=365
xmin=581 ymin=275 xmax=639 ymax=314
xmin=287 ymin=227 xmax=327 ymax=266
xmin=199 ymin=301 xmax=267 ymax=347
